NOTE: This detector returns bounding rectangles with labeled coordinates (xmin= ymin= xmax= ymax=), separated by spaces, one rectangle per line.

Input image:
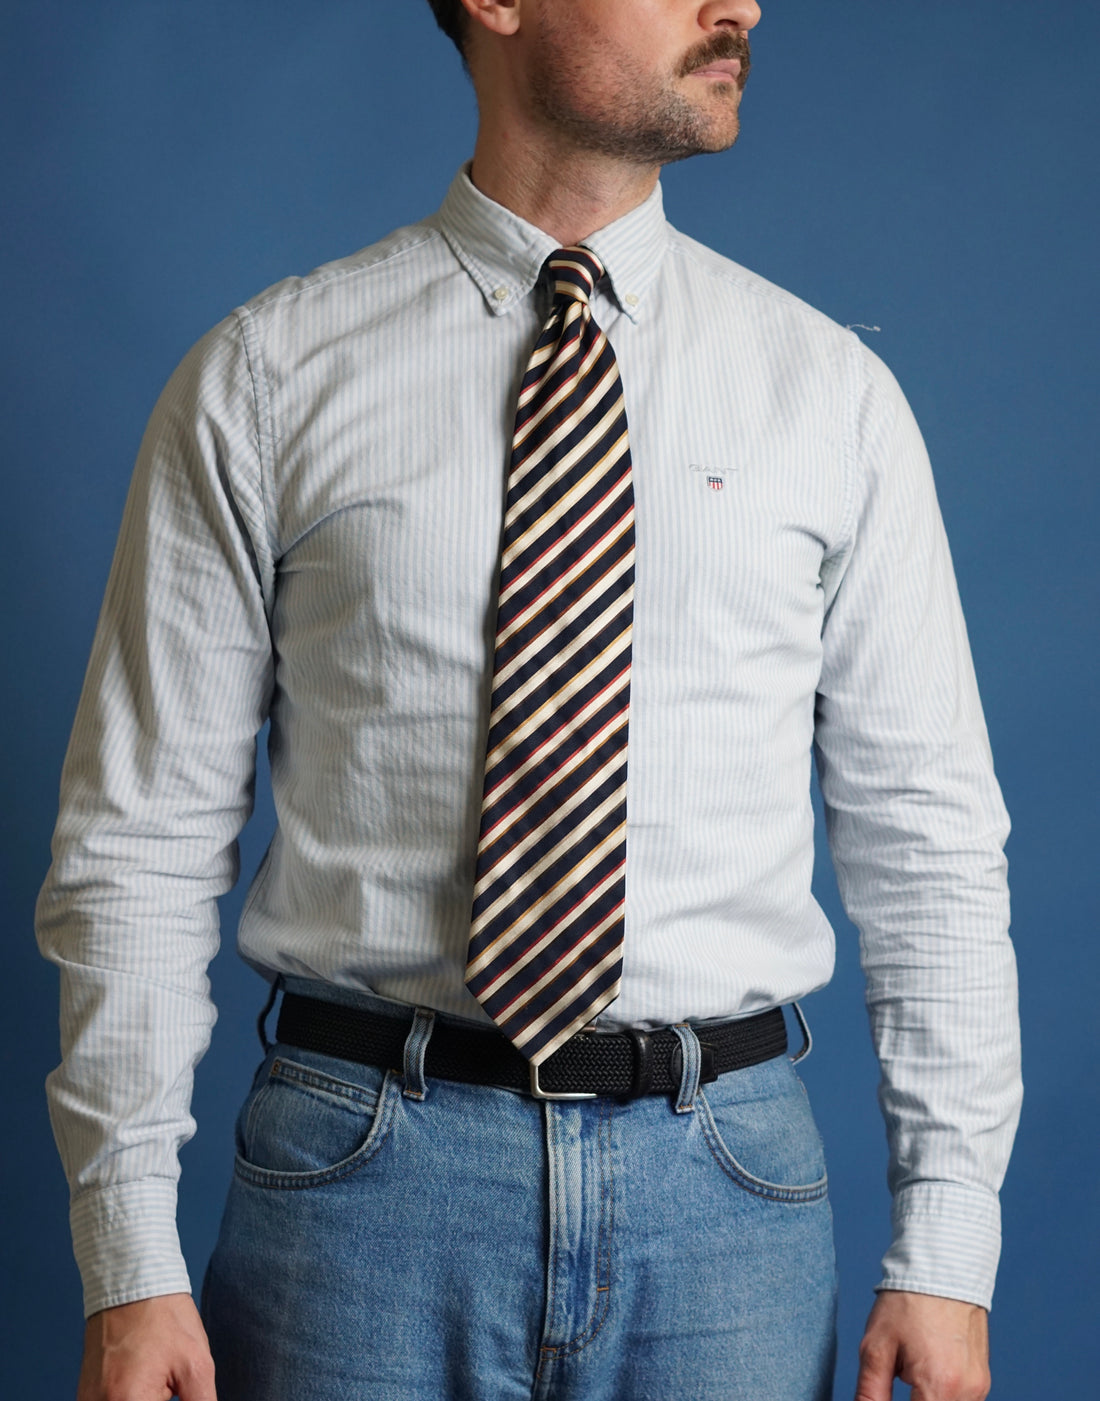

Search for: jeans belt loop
xmin=671 ymin=1024 xmax=703 ymax=1113
xmin=402 ymin=1007 xmax=436 ymax=1101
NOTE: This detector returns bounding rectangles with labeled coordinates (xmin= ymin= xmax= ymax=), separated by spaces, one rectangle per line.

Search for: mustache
xmin=679 ymin=30 xmax=752 ymax=87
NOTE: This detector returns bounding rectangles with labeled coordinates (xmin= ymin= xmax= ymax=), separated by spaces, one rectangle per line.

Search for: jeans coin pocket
xmin=235 ymin=1052 xmax=390 ymax=1189
xmin=696 ymin=1056 xmax=828 ymax=1203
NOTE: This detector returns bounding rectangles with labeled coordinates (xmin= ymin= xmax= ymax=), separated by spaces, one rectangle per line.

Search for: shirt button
xmin=493 ymin=287 xmax=509 ymax=302
xmin=624 ymin=293 xmax=639 ymax=307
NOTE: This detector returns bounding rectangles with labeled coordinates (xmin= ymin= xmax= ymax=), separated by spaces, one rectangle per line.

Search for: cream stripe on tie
xmin=466 ymin=246 xmax=634 ymax=1067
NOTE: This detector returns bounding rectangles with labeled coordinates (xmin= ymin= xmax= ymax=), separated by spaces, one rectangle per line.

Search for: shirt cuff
xmin=877 ymin=1181 xmax=1003 ymax=1310
xmin=70 ymin=1179 xmax=192 ymax=1318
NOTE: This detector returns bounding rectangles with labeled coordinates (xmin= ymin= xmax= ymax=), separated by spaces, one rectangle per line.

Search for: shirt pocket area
xmin=234 ymin=1051 xmax=393 ymax=1189
xmin=695 ymin=1055 xmax=829 ymax=1203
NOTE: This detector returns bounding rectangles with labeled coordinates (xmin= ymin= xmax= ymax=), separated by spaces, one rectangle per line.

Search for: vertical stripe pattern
xmin=466 ymin=248 xmax=635 ymax=1065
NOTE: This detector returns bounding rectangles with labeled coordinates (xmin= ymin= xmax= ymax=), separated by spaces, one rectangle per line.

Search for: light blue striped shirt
xmin=37 ymin=168 xmax=1021 ymax=1318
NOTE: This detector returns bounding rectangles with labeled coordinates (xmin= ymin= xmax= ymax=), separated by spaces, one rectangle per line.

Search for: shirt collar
xmin=429 ymin=164 xmax=669 ymax=324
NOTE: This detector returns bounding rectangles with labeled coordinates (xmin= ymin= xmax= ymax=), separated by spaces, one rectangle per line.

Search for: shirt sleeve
xmin=814 ymin=341 xmax=1022 ymax=1310
xmin=35 ymin=311 xmax=276 ymax=1318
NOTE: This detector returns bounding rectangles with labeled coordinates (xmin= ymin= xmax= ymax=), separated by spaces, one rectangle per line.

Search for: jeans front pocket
xmin=695 ymin=1054 xmax=829 ymax=1203
xmin=234 ymin=1050 xmax=397 ymax=1190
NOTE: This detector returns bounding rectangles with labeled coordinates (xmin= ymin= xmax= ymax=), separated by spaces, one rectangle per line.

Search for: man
xmin=38 ymin=1 xmax=1021 ymax=1398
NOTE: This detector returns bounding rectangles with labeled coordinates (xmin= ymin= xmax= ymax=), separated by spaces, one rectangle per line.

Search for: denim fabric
xmin=202 ymin=993 xmax=836 ymax=1400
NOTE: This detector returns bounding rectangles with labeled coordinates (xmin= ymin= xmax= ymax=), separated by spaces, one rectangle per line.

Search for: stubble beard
xmin=527 ymin=29 xmax=751 ymax=168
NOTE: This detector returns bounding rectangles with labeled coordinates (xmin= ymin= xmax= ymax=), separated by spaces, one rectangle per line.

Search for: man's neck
xmin=469 ymin=115 xmax=659 ymax=247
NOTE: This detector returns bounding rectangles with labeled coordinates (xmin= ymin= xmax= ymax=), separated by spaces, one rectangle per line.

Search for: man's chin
xmin=665 ymin=119 xmax=742 ymax=164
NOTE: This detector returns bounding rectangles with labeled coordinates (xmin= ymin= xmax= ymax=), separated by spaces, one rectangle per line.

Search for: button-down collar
xmin=430 ymin=164 xmax=669 ymax=324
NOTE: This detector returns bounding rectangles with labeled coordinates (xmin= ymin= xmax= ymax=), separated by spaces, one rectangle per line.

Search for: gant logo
xmin=689 ymin=463 xmax=734 ymax=491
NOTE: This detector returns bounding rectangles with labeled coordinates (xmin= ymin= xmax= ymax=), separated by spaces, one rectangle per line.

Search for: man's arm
xmin=36 ymin=311 xmax=275 ymax=1331
xmin=814 ymin=341 xmax=1021 ymax=1383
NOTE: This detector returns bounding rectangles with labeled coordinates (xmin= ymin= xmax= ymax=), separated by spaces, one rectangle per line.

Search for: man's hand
xmin=77 ymin=1293 xmax=216 ymax=1401
xmin=855 ymin=1290 xmax=990 ymax=1401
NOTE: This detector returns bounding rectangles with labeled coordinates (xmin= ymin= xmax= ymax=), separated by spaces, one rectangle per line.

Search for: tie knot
xmin=547 ymin=246 xmax=605 ymax=308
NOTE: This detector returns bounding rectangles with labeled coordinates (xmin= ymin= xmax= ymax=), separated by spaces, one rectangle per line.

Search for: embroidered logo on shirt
xmin=689 ymin=463 xmax=731 ymax=492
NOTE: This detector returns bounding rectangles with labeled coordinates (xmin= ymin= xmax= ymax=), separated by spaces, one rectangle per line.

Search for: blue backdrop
xmin=2 ymin=3 xmax=1096 ymax=1395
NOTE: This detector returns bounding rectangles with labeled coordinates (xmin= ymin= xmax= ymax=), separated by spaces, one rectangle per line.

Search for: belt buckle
xmin=528 ymin=1061 xmax=597 ymax=1101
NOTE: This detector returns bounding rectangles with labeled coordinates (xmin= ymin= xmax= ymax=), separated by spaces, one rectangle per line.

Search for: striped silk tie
xmin=466 ymin=247 xmax=635 ymax=1075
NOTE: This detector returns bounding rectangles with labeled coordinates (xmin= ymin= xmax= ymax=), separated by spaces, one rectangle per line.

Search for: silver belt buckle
xmin=528 ymin=1061 xmax=597 ymax=1101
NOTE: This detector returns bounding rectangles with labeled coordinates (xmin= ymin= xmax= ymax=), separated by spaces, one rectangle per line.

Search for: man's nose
xmin=698 ymin=0 xmax=762 ymax=33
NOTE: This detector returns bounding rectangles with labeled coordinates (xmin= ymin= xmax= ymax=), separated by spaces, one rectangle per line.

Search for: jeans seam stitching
xmin=535 ymin=1105 xmax=560 ymax=1380
xmin=232 ymin=1070 xmax=399 ymax=1191
xmin=270 ymin=1058 xmax=380 ymax=1110
xmin=696 ymin=1089 xmax=829 ymax=1203
xmin=538 ymin=1099 xmax=615 ymax=1364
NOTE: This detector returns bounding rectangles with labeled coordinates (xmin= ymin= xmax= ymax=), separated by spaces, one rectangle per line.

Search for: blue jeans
xmin=202 ymin=982 xmax=837 ymax=1399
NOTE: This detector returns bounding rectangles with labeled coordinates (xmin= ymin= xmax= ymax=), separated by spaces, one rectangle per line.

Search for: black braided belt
xmin=275 ymin=992 xmax=788 ymax=1100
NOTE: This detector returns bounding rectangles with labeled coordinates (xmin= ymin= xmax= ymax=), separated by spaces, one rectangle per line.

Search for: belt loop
xmin=671 ymin=1023 xmax=702 ymax=1113
xmin=402 ymin=1008 xmax=436 ymax=1101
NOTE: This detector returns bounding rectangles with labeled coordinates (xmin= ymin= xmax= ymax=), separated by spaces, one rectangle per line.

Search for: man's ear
xmin=458 ymin=0 xmax=523 ymax=41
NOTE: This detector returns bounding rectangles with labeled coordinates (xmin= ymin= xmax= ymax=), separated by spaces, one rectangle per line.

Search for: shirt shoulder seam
xmin=229 ymin=304 xmax=276 ymax=567
xmin=242 ymin=225 xmax=442 ymax=318
xmin=836 ymin=330 xmax=863 ymax=560
xmin=666 ymin=229 xmax=850 ymax=327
